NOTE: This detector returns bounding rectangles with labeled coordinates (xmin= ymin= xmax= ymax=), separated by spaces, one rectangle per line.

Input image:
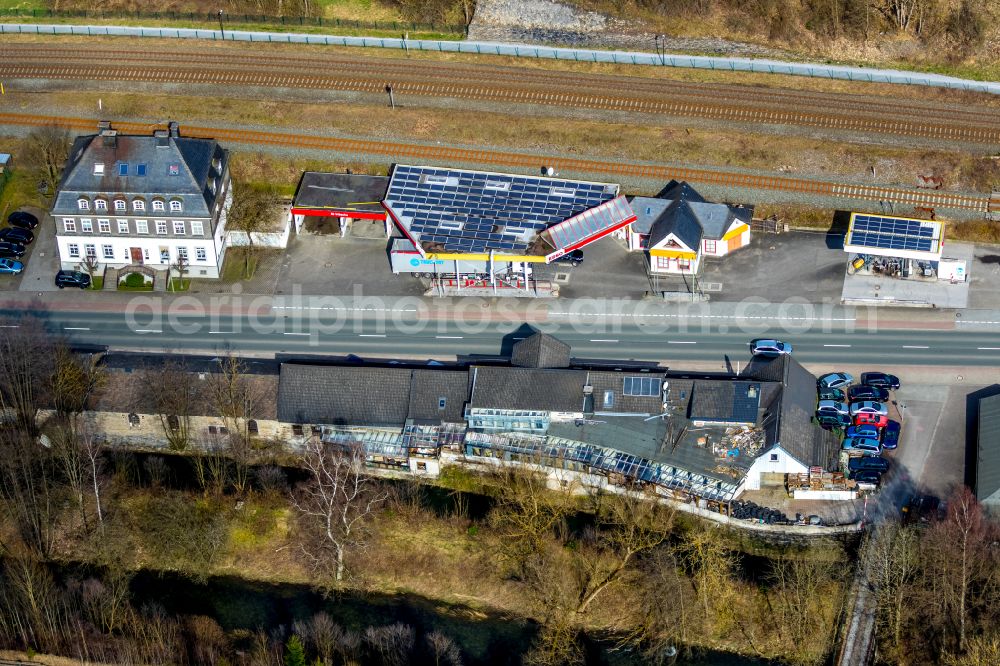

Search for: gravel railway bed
xmin=2 ymin=112 xmax=994 ymax=216
xmin=2 ymin=45 xmax=998 ymax=146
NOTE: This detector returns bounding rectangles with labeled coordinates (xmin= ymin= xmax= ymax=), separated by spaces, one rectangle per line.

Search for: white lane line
xmin=208 ymin=331 xmax=231 ymax=334
xmin=64 ymin=327 xmax=90 ymax=331
xmin=977 ymin=347 xmax=1000 ymax=350
xmin=436 ymin=335 xmax=463 ymax=339
xmin=133 ymin=329 xmax=162 ymax=334
xmin=284 ymin=332 xmax=310 ymax=336
xmin=902 ymin=345 xmax=929 ymax=349
xmin=667 ymin=340 xmax=697 ymax=344
xmin=823 ymin=344 xmax=851 ymax=347
xmin=358 ymin=333 xmax=386 ymax=338
xmin=590 ymin=339 xmax=619 ymax=342
xmin=0 ymin=325 xmax=20 ymax=328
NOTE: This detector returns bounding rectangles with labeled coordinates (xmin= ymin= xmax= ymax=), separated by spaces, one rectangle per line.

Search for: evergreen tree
xmin=284 ymin=634 xmax=306 ymax=666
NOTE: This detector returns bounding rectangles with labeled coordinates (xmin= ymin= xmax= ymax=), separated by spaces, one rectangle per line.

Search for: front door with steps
xmin=130 ymin=247 xmax=143 ymax=264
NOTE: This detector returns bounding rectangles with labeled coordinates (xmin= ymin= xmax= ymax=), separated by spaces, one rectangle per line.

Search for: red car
xmin=854 ymin=412 xmax=888 ymax=428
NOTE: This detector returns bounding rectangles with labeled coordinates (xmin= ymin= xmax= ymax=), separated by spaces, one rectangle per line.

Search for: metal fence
xmin=0 ymin=10 xmax=464 ymax=34
xmin=3 ymin=23 xmax=997 ymax=95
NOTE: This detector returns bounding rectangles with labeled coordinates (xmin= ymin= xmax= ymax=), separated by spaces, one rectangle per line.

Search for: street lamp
xmin=218 ymin=10 xmax=225 ymax=40
xmin=654 ymin=34 xmax=660 ymax=62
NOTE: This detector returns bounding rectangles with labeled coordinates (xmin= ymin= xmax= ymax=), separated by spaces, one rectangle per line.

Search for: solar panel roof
xmin=383 ymin=165 xmax=619 ymax=255
xmin=844 ymin=213 xmax=942 ymax=257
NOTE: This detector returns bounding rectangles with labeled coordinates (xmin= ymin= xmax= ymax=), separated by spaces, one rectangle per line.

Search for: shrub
xmin=123 ymin=272 xmax=147 ymax=288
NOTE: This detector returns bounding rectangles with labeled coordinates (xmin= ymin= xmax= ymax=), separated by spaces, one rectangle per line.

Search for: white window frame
xmin=133 ymin=199 xmax=146 ymax=211
xmin=102 ymin=244 xmax=114 ymax=259
xmin=114 ymin=199 xmax=127 ymax=212
xmin=117 ymin=220 xmax=129 ymax=234
xmin=136 ymin=220 xmax=148 ymax=234
xmin=84 ymin=244 xmax=97 ymax=258
xmin=152 ymin=200 xmax=165 ymax=212
xmin=195 ymin=247 xmax=207 ymax=262
xmin=98 ymin=219 xmax=111 ymax=233
xmin=93 ymin=163 xmax=104 ymax=175
xmin=81 ymin=219 xmax=93 ymax=233
xmin=177 ymin=247 xmax=189 ymax=261
xmin=155 ymin=220 xmax=168 ymax=235
xmin=77 ymin=198 xmax=90 ymax=211
xmin=67 ymin=244 xmax=80 ymax=258
xmin=169 ymin=200 xmax=182 ymax=213
xmin=190 ymin=221 xmax=204 ymax=236
xmin=173 ymin=221 xmax=186 ymax=236
xmin=63 ymin=219 xmax=76 ymax=232
xmin=95 ymin=199 xmax=108 ymax=211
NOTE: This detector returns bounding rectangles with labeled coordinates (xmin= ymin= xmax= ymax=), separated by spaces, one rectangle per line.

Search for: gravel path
xmin=468 ymin=0 xmax=784 ymax=57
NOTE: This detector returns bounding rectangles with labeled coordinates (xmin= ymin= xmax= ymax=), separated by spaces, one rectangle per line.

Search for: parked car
xmin=0 ymin=227 xmax=33 ymax=245
xmin=854 ymin=412 xmax=889 ymax=427
xmin=848 ymin=456 xmax=890 ymax=474
xmin=0 ymin=257 xmax=24 ymax=275
xmin=843 ymin=437 xmax=881 ymax=456
xmin=817 ymin=400 xmax=849 ymax=417
xmin=817 ymin=413 xmax=851 ymax=429
xmin=0 ymin=241 xmax=26 ymax=258
xmin=818 ymin=387 xmax=846 ymax=402
xmin=861 ymin=372 xmax=900 ymax=390
xmin=852 ymin=469 xmax=883 ymax=485
xmin=848 ymin=385 xmax=890 ymax=402
xmin=750 ymin=339 xmax=792 ymax=357
xmin=850 ymin=401 xmax=888 ymax=417
xmin=846 ymin=424 xmax=879 ymax=439
xmin=881 ymin=420 xmax=901 ymax=450
xmin=7 ymin=211 xmax=39 ymax=230
xmin=54 ymin=270 xmax=91 ymax=289
xmin=818 ymin=372 xmax=853 ymax=389
xmin=552 ymin=249 xmax=584 ymax=266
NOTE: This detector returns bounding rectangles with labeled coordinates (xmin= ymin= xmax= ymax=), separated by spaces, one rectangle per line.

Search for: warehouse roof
xmin=977 ymin=392 xmax=1000 ymax=506
xmin=291 ymin=172 xmax=389 ymax=217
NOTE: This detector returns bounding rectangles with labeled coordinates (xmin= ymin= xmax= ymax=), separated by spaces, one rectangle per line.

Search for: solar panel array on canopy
xmin=384 ymin=165 xmax=618 ymax=254
xmin=846 ymin=214 xmax=941 ymax=254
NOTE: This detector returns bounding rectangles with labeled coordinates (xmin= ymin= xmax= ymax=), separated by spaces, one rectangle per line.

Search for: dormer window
xmin=93 ymin=163 xmax=104 ymax=175
xmin=136 ymin=163 xmax=147 ymax=177
xmin=133 ymin=199 xmax=145 ymax=211
xmin=169 ymin=200 xmax=182 ymax=213
xmin=152 ymin=200 xmax=164 ymax=212
xmin=114 ymin=199 xmax=126 ymax=211
xmin=212 ymin=157 xmax=221 ymax=172
xmin=168 ymin=164 xmax=180 ymax=176
xmin=77 ymin=198 xmax=90 ymax=211
xmin=94 ymin=199 xmax=107 ymax=211
xmin=118 ymin=163 xmax=129 ymax=176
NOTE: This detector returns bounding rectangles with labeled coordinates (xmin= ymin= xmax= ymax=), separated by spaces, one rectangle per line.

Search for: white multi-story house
xmin=52 ymin=122 xmax=231 ymax=280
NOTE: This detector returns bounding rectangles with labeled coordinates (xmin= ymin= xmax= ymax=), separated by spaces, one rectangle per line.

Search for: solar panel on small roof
xmin=845 ymin=213 xmax=941 ymax=256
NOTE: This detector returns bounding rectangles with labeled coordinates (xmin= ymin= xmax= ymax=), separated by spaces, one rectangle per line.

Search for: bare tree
xmin=207 ymin=355 xmax=267 ymax=494
xmin=145 ymin=361 xmax=200 ymax=451
xmin=363 ymin=622 xmax=415 ymax=666
xmin=426 ymin=630 xmax=463 ymax=666
xmin=80 ymin=253 xmax=101 ymax=289
xmin=225 ymin=181 xmax=280 ymax=279
xmin=169 ymin=254 xmax=189 ymax=292
xmin=291 ymin=441 xmax=389 ymax=586
xmin=0 ymin=429 xmax=62 ymax=557
xmin=49 ymin=345 xmax=106 ymax=416
xmin=0 ymin=316 xmax=56 ymax=434
xmin=20 ymin=125 xmax=71 ymax=195
xmin=867 ymin=522 xmax=919 ymax=653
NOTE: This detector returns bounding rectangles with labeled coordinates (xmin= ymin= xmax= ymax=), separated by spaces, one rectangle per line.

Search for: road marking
xmin=667 ymin=340 xmax=697 ymax=344
xmin=133 ymin=329 xmax=162 ymax=334
xmin=0 ymin=325 xmax=20 ymax=328
xmin=977 ymin=347 xmax=1000 ymax=350
xmin=359 ymin=333 xmax=386 ymax=337
xmin=436 ymin=335 xmax=463 ymax=339
xmin=208 ymin=331 xmax=230 ymax=334
xmin=902 ymin=345 xmax=929 ymax=349
xmin=64 ymin=327 xmax=90 ymax=331
xmin=284 ymin=332 xmax=310 ymax=336
xmin=590 ymin=339 xmax=618 ymax=342
xmin=823 ymin=344 xmax=851 ymax=347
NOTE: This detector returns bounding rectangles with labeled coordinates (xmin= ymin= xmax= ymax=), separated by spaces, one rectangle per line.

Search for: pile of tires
xmin=729 ymin=500 xmax=789 ymax=524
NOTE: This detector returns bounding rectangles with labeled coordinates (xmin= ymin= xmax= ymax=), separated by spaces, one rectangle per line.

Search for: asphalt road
xmin=6 ymin=304 xmax=1000 ymax=367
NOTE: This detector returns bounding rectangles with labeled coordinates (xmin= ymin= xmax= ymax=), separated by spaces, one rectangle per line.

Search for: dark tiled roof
xmin=588 ymin=370 xmax=666 ymax=415
xmin=469 ymin=366 xmax=586 ymax=412
xmin=977 ymin=393 xmax=1000 ymax=504
xmin=647 ymin=199 xmax=704 ymax=251
xmin=657 ymin=180 xmax=706 ymax=203
xmin=689 ymin=380 xmax=761 ymax=424
xmin=52 ymin=129 xmax=227 ymax=217
xmin=407 ymin=369 xmax=469 ymax=423
xmin=511 ymin=332 xmax=571 ymax=368
xmin=277 ymin=365 xmax=412 ymax=427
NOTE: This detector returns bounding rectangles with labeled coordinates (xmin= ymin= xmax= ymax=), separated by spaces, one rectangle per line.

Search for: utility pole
xmin=385 ymin=84 xmax=395 ymax=109
xmin=218 ymin=10 xmax=225 ymax=40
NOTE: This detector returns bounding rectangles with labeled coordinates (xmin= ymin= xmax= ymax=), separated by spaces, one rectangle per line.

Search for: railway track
xmin=2 ymin=46 xmax=999 ymax=145
xmin=1 ymin=112 xmax=990 ymax=214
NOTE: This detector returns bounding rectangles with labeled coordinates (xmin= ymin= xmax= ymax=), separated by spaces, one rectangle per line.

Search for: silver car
xmin=750 ymin=339 xmax=792 ymax=357
xmin=817 ymin=400 xmax=849 ymax=416
xmin=849 ymin=401 xmax=888 ymax=417
xmin=818 ymin=372 xmax=853 ymax=389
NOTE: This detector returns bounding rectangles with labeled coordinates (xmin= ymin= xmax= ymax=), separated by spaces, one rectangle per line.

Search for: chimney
xmin=98 ymin=120 xmax=112 ymax=132
xmin=168 ymin=121 xmax=179 ymax=138
xmin=153 ymin=129 xmax=169 ymax=148
xmin=99 ymin=125 xmax=117 ymax=148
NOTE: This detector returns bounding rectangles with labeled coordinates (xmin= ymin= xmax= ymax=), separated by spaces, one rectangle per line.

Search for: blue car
xmin=0 ymin=257 xmax=23 ymax=274
xmin=846 ymin=425 xmax=879 ymax=440
xmin=881 ymin=420 xmax=901 ymax=449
